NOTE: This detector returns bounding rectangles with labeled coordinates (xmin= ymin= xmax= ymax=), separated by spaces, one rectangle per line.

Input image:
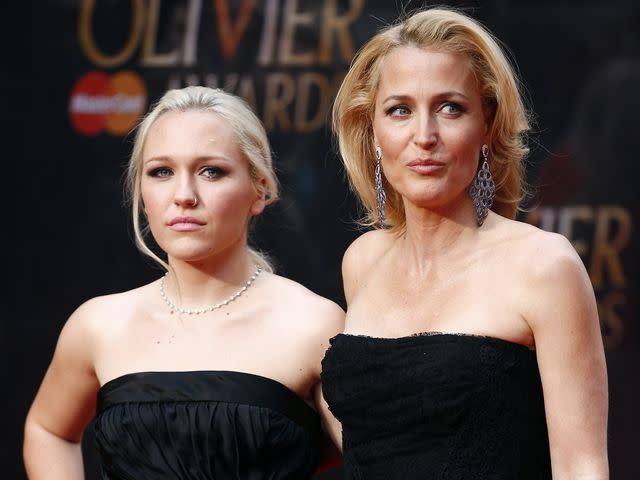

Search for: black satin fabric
xmin=321 ymin=333 xmax=551 ymax=480
xmin=94 ymin=370 xmax=320 ymax=480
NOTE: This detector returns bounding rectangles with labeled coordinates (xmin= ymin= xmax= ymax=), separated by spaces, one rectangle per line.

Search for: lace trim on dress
xmin=338 ymin=331 xmax=535 ymax=351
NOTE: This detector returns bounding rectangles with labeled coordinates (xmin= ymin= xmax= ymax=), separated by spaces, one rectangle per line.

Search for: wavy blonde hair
xmin=332 ymin=7 xmax=531 ymax=231
xmin=125 ymin=86 xmax=279 ymax=271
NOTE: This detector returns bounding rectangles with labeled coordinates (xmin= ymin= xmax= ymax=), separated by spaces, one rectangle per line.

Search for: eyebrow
xmin=143 ymin=155 xmax=232 ymax=165
xmin=381 ymin=91 xmax=470 ymax=103
xmin=143 ymin=156 xmax=168 ymax=165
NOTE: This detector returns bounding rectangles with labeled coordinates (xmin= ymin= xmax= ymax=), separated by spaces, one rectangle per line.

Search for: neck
xmin=399 ymin=195 xmax=480 ymax=267
xmin=164 ymin=242 xmax=259 ymax=309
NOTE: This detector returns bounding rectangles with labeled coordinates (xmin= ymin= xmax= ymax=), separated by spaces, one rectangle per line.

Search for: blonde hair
xmin=332 ymin=7 xmax=531 ymax=231
xmin=125 ymin=86 xmax=279 ymax=271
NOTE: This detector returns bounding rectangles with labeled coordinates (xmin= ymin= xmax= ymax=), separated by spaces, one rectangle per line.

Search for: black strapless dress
xmin=94 ymin=370 xmax=320 ymax=479
xmin=321 ymin=333 xmax=551 ymax=480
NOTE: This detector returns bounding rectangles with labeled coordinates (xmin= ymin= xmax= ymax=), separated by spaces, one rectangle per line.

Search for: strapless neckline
xmin=93 ymin=370 xmax=321 ymax=479
xmin=333 ymin=331 xmax=535 ymax=351
xmin=96 ymin=370 xmax=320 ymax=437
xmin=321 ymin=328 xmax=550 ymax=479
xmin=99 ymin=369 xmax=304 ymax=398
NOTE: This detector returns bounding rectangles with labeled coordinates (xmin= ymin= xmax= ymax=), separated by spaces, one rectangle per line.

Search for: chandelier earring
xmin=374 ymin=146 xmax=387 ymax=227
xmin=468 ymin=144 xmax=495 ymax=226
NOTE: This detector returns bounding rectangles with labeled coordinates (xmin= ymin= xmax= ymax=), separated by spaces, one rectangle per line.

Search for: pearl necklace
xmin=159 ymin=267 xmax=261 ymax=315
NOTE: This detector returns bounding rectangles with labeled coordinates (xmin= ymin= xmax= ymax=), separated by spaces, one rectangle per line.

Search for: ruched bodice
xmin=321 ymin=333 xmax=551 ymax=480
xmin=94 ymin=370 xmax=320 ymax=480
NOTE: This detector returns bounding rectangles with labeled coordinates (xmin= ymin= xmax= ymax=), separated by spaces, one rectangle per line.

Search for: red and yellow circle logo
xmin=68 ymin=70 xmax=147 ymax=136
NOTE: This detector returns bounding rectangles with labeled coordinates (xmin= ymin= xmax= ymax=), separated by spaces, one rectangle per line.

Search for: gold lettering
xmin=278 ymin=0 xmax=315 ymax=65
xmin=264 ymin=73 xmax=295 ymax=132
xmin=318 ymin=0 xmax=364 ymax=64
xmin=294 ymin=73 xmax=331 ymax=133
xmin=238 ymin=76 xmax=257 ymax=113
xmin=589 ymin=206 xmax=631 ymax=289
xmin=558 ymin=206 xmax=593 ymax=258
xmin=599 ymin=292 xmax=625 ymax=349
xmin=215 ymin=0 xmax=256 ymax=61
xmin=141 ymin=0 xmax=180 ymax=66
xmin=257 ymin=0 xmax=279 ymax=66
xmin=79 ymin=0 xmax=144 ymax=67
xmin=182 ymin=0 xmax=203 ymax=66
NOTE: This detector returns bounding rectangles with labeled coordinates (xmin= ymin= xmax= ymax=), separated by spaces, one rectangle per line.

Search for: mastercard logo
xmin=69 ymin=70 xmax=147 ymax=136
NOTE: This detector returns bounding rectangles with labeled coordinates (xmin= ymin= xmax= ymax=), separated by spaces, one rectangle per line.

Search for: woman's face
xmin=372 ymin=46 xmax=488 ymax=214
xmin=140 ymin=109 xmax=265 ymax=264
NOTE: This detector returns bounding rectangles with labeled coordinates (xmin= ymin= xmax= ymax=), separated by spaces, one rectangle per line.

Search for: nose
xmin=413 ymin=110 xmax=438 ymax=148
xmin=174 ymin=176 xmax=199 ymax=208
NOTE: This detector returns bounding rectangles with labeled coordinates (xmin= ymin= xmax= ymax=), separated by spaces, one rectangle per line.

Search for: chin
xmin=405 ymin=181 xmax=470 ymax=207
xmin=169 ymin=252 xmax=217 ymax=264
xmin=160 ymin=241 xmax=215 ymax=263
xmin=403 ymin=188 xmax=446 ymax=206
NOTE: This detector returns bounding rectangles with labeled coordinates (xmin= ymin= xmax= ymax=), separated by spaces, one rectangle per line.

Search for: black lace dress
xmin=94 ymin=370 xmax=320 ymax=479
xmin=321 ymin=333 xmax=551 ymax=480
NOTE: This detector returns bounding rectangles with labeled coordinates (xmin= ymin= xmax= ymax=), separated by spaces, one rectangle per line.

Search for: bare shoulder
xmin=263 ymin=273 xmax=345 ymax=335
xmin=497 ymin=219 xmax=586 ymax=280
xmin=492 ymin=219 xmax=596 ymax=330
xmin=342 ymin=229 xmax=395 ymax=303
xmin=522 ymin=227 xmax=593 ymax=304
xmin=62 ymin=283 xmax=156 ymax=349
xmin=342 ymin=229 xmax=393 ymax=271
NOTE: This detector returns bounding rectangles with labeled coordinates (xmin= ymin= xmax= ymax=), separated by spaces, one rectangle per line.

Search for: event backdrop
xmin=12 ymin=1 xmax=638 ymax=478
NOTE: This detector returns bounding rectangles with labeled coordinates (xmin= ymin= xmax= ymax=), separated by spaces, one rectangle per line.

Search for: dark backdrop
xmin=11 ymin=1 xmax=639 ymax=478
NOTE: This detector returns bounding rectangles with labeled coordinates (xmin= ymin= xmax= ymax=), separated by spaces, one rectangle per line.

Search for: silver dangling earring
xmin=468 ymin=144 xmax=495 ymax=226
xmin=374 ymin=146 xmax=387 ymax=227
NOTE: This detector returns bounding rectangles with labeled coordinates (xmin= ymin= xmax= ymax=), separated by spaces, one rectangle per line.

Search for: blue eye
xmin=201 ymin=166 xmax=225 ymax=179
xmin=441 ymin=103 xmax=464 ymax=114
xmin=386 ymin=105 xmax=411 ymax=116
xmin=148 ymin=167 xmax=172 ymax=178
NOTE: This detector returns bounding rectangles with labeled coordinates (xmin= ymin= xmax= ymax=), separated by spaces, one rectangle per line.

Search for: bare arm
xmin=24 ymin=301 xmax=101 ymax=479
xmin=314 ymin=382 xmax=343 ymax=452
xmin=308 ymin=297 xmax=346 ymax=453
xmin=524 ymin=234 xmax=608 ymax=479
xmin=341 ymin=234 xmax=366 ymax=307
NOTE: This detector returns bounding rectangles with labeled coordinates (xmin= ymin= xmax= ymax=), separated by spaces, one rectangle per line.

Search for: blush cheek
xmin=207 ymin=189 xmax=254 ymax=227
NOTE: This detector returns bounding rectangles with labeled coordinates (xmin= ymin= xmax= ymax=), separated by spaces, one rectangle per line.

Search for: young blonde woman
xmin=24 ymin=86 xmax=344 ymax=479
xmin=320 ymin=7 xmax=609 ymax=479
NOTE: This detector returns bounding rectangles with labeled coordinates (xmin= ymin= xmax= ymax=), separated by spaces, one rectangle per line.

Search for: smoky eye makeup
xmin=146 ymin=166 xmax=173 ymax=178
xmin=200 ymin=165 xmax=227 ymax=179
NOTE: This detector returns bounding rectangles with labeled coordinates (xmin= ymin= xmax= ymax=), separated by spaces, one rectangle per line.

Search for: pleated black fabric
xmin=94 ymin=370 xmax=320 ymax=480
xmin=321 ymin=333 xmax=551 ymax=480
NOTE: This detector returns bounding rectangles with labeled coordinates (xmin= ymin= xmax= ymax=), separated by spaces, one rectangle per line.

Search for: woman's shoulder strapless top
xmin=94 ymin=370 xmax=320 ymax=480
xmin=321 ymin=332 xmax=551 ymax=480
